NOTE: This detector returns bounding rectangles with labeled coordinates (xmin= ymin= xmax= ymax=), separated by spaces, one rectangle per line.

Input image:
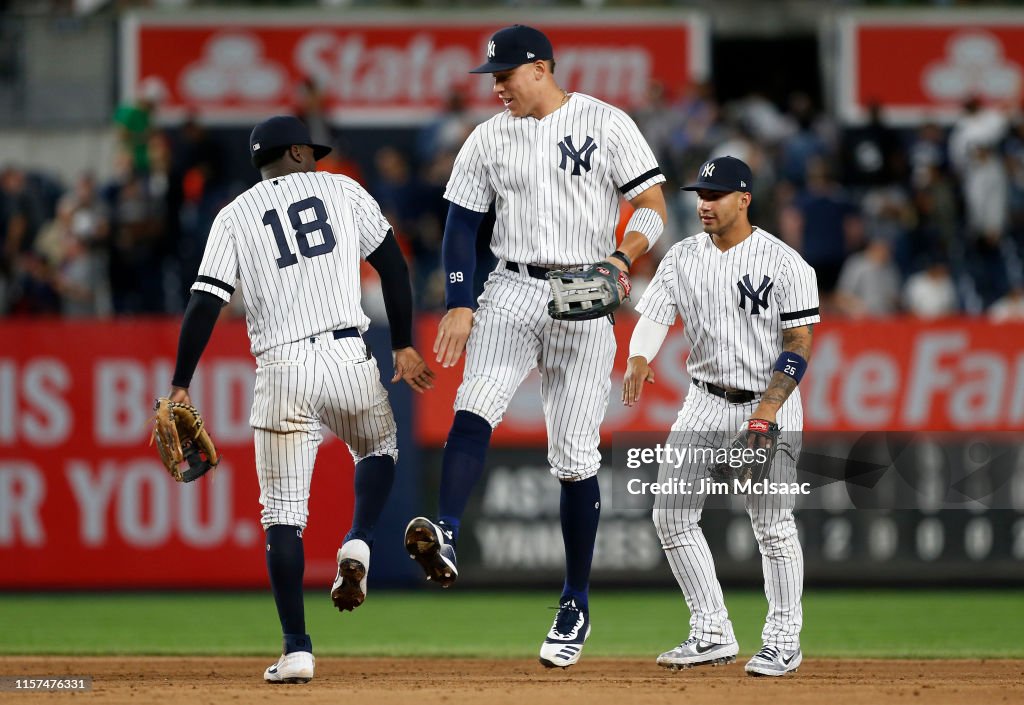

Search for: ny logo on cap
xmin=701 ymin=161 xmax=716 ymax=178
xmin=487 ymin=40 xmax=496 ymax=58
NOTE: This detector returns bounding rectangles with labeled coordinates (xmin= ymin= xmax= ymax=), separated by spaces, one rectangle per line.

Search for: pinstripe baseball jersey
xmin=192 ymin=172 xmax=390 ymax=355
xmin=444 ymin=92 xmax=665 ymax=266
xmin=636 ymin=228 xmax=820 ymax=392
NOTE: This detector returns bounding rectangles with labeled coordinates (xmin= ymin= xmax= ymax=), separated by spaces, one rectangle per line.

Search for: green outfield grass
xmin=1 ymin=590 xmax=1021 ymax=659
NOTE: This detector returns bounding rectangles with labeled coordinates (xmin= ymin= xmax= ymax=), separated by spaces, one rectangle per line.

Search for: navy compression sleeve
xmin=442 ymin=203 xmax=486 ymax=310
xmin=171 ymin=291 xmax=222 ymax=388
xmin=366 ymin=228 xmax=413 ymax=350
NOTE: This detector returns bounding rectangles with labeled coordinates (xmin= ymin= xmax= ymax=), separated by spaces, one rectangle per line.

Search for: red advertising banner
xmin=837 ymin=11 xmax=1024 ymax=124
xmin=121 ymin=11 xmax=707 ymax=124
xmin=0 ymin=320 xmax=353 ymax=588
xmin=415 ymin=315 xmax=1024 ymax=445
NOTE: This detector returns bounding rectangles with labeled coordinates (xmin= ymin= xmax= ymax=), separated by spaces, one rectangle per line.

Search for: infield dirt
xmin=4 ymin=656 xmax=1023 ymax=704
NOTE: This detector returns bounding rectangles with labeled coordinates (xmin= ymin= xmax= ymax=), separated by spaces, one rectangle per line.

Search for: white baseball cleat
xmin=657 ymin=636 xmax=739 ymax=670
xmin=331 ymin=538 xmax=370 ymax=612
xmin=745 ymin=644 xmax=802 ymax=676
xmin=538 ymin=597 xmax=591 ymax=668
xmin=264 ymin=651 xmax=315 ymax=684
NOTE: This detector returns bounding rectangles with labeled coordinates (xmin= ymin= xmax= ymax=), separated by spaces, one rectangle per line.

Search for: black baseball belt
xmin=308 ymin=328 xmax=371 ymax=360
xmin=323 ymin=328 xmax=359 ymax=340
xmin=693 ymin=379 xmax=758 ymax=405
xmin=505 ymin=260 xmax=557 ymax=280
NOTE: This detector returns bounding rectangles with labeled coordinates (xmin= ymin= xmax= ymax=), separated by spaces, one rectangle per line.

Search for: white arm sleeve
xmin=628 ymin=315 xmax=670 ymax=362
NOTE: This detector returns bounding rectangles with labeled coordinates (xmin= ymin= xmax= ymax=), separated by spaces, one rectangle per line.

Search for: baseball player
xmin=403 ymin=25 xmax=667 ymax=668
xmin=623 ymin=156 xmax=818 ymax=676
xmin=164 ymin=116 xmax=434 ymax=684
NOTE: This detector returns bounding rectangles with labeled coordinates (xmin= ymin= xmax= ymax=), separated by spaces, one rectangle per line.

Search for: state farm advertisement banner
xmin=121 ymin=11 xmax=707 ymax=124
xmin=415 ymin=316 xmax=1024 ymax=445
xmin=0 ymin=320 xmax=354 ymax=588
xmin=837 ymin=11 xmax=1024 ymax=124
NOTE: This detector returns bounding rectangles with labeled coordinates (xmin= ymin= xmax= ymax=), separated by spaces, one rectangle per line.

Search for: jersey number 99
xmin=263 ymin=196 xmax=336 ymax=269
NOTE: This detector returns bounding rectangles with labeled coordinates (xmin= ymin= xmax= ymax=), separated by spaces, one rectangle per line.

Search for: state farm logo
xmin=293 ymin=31 xmax=652 ymax=104
xmin=923 ymin=32 xmax=1022 ymax=101
xmin=181 ymin=33 xmax=287 ymax=101
xmin=150 ymin=27 xmax=665 ymax=111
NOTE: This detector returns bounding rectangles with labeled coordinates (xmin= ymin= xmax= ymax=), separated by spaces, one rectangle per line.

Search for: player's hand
xmin=602 ymin=257 xmax=631 ymax=300
xmin=622 ymin=355 xmax=655 ymax=407
xmin=434 ymin=307 xmax=474 ymax=368
xmin=392 ymin=347 xmax=436 ymax=393
xmin=168 ymin=386 xmax=192 ymax=406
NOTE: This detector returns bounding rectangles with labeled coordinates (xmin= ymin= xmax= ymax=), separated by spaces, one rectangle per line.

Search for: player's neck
xmin=261 ymin=164 xmax=309 ymax=180
xmin=531 ymin=86 xmax=570 ymax=120
xmin=711 ymin=223 xmax=755 ymax=252
xmin=260 ymin=161 xmax=311 ymax=179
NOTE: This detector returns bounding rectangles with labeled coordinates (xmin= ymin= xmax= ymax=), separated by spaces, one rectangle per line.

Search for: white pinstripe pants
xmin=250 ymin=335 xmax=398 ymax=529
xmin=652 ymin=384 xmax=804 ymax=649
xmin=455 ymin=265 xmax=616 ymax=481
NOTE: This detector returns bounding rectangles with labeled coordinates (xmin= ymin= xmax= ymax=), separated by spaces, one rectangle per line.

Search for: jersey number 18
xmin=262 ymin=196 xmax=337 ymax=269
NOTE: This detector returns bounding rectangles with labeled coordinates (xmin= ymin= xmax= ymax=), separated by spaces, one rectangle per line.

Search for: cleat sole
xmin=330 ymin=558 xmax=366 ymax=612
xmin=659 ymin=655 xmax=737 ymax=670
xmin=404 ymin=519 xmax=457 ymax=588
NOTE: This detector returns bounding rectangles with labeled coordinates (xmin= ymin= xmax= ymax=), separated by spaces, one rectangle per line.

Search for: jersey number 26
xmin=262 ymin=196 xmax=336 ymax=269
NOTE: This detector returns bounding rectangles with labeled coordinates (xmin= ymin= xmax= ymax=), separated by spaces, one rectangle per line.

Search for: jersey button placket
xmin=536 ymin=121 xmax=552 ymax=254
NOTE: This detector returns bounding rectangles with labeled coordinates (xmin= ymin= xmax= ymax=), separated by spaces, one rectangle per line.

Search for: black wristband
xmin=609 ymin=250 xmax=632 ymax=269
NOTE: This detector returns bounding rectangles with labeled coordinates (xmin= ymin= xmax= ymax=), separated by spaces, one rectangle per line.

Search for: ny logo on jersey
xmin=487 ymin=40 xmax=496 ymax=58
xmin=737 ymin=274 xmax=773 ymax=315
xmin=557 ymin=135 xmax=598 ymax=176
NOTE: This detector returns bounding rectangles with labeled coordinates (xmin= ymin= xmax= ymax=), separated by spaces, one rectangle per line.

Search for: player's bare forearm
xmin=753 ymin=324 xmax=813 ymax=421
xmin=611 ymin=185 xmax=667 ymax=269
xmin=611 ymin=232 xmax=650 ymax=270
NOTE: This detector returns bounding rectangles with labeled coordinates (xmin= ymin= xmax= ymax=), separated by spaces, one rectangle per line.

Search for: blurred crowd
xmin=634 ymin=85 xmax=1024 ymax=322
xmin=3 ymin=81 xmax=1024 ymax=322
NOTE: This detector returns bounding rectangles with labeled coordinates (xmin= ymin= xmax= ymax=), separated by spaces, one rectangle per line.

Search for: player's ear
xmin=289 ymin=144 xmax=303 ymax=163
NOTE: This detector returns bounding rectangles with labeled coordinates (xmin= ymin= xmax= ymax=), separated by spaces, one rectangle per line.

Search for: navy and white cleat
xmin=404 ymin=517 xmax=458 ymax=588
xmin=538 ymin=597 xmax=591 ymax=668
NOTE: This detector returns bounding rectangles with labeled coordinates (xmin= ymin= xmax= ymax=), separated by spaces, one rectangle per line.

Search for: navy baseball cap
xmin=469 ymin=25 xmax=553 ymax=74
xmin=249 ymin=116 xmax=331 ymax=167
xmin=682 ymin=156 xmax=753 ymax=193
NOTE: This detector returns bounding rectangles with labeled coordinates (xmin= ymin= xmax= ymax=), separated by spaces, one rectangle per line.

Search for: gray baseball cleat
xmin=744 ymin=644 xmax=802 ymax=676
xmin=657 ymin=636 xmax=739 ymax=670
